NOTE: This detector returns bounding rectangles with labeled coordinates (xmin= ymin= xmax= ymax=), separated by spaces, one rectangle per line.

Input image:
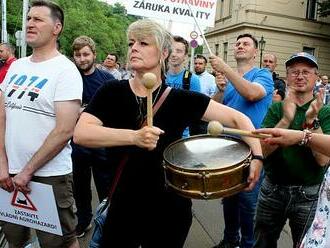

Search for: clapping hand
xmin=306 ymin=88 xmax=324 ymax=123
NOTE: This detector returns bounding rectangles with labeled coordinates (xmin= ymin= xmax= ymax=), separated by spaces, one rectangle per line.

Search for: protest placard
xmin=0 ymin=181 xmax=62 ymax=235
xmin=107 ymin=0 xmax=217 ymax=27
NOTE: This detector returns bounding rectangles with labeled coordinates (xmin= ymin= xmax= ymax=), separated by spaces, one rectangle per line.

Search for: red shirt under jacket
xmin=0 ymin=57 xmax=17 ymax=84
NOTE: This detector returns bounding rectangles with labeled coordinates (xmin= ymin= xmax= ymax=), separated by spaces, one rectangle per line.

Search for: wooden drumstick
xmin=142 ymin=72 xmax=157 ymax=127
xmin=207 ymin=120 xmax=272 ymax=139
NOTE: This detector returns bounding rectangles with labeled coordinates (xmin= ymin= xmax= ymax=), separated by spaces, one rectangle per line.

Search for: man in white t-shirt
xmin=0 ymin=1 xmax=82 ymax=248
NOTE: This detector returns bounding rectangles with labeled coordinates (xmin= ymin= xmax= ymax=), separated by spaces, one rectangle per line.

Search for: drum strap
xmin=108 ymin=86 xmax=172 ymax=200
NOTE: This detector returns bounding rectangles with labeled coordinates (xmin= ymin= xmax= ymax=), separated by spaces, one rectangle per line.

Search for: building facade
xmin=205 ymin=0 xmax=330 ymax=77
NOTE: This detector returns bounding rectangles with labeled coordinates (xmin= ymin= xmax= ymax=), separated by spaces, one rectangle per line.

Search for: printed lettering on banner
xmin=106 ymin=0 xmax=218 ymax=27
xmin=0 ymin=181 xmax=63 ymax=235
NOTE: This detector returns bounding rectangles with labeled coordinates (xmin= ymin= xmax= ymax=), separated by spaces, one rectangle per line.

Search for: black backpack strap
xmin=182 ymin=70 xmax=192 ymax=90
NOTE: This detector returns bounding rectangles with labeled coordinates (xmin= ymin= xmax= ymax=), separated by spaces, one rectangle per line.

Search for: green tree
xmin=55 ymin=0 xmax=138 ymax=63
xmin=2 ymin=0 xmax=138 ymax=63
xmin=3 ymin=0 xmax=23 ymax=50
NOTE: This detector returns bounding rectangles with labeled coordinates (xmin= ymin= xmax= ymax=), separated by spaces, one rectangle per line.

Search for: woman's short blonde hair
xmin=127 ymin=19 xmax=173 ymax=76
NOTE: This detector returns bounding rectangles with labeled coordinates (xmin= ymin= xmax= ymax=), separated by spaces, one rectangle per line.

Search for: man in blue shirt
xmin=210 ymin=33 xmax=273 ymax=248
xmin=166 ymin=35 xmax=201 ymax=137
xmin=71 ymin=35 xmax=114 ymax=238
xmin=166 ymin=36 xmax=200 ymax=92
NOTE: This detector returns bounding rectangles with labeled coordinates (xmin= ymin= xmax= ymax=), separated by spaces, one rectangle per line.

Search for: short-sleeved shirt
xmin=196 ymin=71 xmax=217 ymax=97
xmin=0 ymin=55 xmax=83 ymax=176
xmin=223 ymin=67 xmax=273 ymax=128
xmin=72 ymin=67 xmax=114 ymax=159
xmin=166 ymin=69 xmax=201 ymax=137
xmin=166 ymin=69 xmax=201 ymax=92
xmin=82 ymin=67 xmax=114 ymax=105
xmin=262 ymin=100 xmax=330 ymax=185
xmin=101 ymin=67 xmax=122 ymax=80
xmin=84 ymin=80 xmax=210 ymax=198
xmin=85 ymin=80 xmax=210 ymax=245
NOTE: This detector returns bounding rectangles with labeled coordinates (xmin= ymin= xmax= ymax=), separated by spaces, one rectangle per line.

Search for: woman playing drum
xmin=73 ymin=18 xmax=263 ymax=248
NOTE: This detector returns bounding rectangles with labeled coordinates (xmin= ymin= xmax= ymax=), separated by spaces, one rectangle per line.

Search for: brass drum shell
xmin=163 ymin=135 xmax=251 ymax=199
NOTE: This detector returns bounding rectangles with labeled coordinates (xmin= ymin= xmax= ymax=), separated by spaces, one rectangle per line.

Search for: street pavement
xmin=184 ymin=199 xmax=293 ymax=248
xmin=79 ymin=191 xmax=294 ymax=248
xmin=2 ymin=183 xmax=293 ymax=248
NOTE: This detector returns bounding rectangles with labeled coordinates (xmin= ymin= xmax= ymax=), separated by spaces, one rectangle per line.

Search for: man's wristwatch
xmin=251 ymin=154 xmax=264 ymax=162
xmin=302 ymin=118 xmax=320 ymax=130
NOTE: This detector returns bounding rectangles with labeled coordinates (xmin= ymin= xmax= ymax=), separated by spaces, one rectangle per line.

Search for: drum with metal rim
xmin=163 ymin=134 xmax=251 ymax=199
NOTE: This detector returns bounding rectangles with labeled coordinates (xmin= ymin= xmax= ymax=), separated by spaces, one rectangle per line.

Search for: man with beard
xmin=191 ymin=54 xmax=217 ymax=134
xmin=71 ymin=35 xmax=114 ymax=238
xmin=194 ymin=54 xmax=217 ymax=97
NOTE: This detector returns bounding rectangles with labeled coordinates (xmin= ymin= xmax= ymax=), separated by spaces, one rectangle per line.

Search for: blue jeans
xmin=89 ymin=199 xmax=108 ymax=248
xmin=253 ymin=177 xmax=320 ymax=248
xmin=222 ymin=173 xmax=263 ymax=248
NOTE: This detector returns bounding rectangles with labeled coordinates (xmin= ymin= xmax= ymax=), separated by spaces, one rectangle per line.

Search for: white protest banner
xmin=0 ymin=181 xmax=62 ymax=235
xmin=107 ymin=0 xmax=217 ymax=27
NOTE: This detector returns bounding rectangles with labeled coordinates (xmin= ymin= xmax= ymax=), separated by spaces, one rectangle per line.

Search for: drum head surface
xmin=164 ymin=135 xmax=250 ymax=170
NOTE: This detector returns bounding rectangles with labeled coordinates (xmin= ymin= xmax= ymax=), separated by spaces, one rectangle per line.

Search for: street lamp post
xmin=1 ymin=0 xmax=8 ymax=43
xmin=259 ymin=36 xmax=266 ymax=68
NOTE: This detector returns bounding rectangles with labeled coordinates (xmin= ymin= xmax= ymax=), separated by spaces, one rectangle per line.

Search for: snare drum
xmin=163 ymin=135 xmax=251 ymax=199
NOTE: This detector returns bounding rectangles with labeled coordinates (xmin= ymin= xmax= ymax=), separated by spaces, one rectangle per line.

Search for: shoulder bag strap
xmin=108 ymin=86 xmax=172 ymax=199
xmin=141 ymin=86 xmax=171 ymax=127
xmin=182 ymin=70 xmax=191 ymax=90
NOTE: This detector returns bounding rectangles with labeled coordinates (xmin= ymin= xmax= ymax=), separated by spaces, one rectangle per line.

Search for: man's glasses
xmin=288 ymin=70 xmax=316 ymax=78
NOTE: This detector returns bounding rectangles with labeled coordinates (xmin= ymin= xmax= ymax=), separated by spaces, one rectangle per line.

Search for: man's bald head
xmin=262 ymin=53 xmax=277 ymax=72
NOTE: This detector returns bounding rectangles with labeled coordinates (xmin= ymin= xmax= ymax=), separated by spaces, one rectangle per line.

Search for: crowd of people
xmin=0 ymin=1 xmax=330 ymax=248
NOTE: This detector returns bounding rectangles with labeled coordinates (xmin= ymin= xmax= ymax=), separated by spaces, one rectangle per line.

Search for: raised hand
xmin=209 ymin=55 xmax=225 ymax=73
xmin=215 ymin=72 xmax=227 ymax=91
xmin=306 ymin=88 xmax=324 ymax=123
xmin=281 ymin=88 xmax=297 ymax=125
